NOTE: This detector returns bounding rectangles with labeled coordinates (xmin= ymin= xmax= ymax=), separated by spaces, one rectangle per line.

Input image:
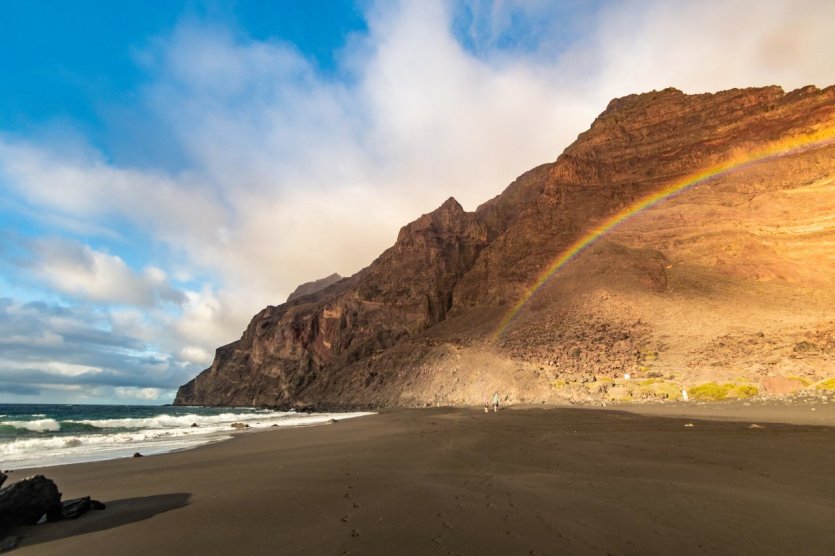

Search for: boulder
xmin=0 ymin=535 xmax=21 ymax=552
xmin=0 ymin=475 xmax=62 ymax=527
xmin=59 ymin=497 xmax=105 ymax=520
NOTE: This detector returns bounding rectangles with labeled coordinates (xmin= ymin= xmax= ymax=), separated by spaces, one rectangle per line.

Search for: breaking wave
xmin=0 ymin=418 xmax=62 ymax=433
xmin=0 ymin=410 xmax=373 ymax=469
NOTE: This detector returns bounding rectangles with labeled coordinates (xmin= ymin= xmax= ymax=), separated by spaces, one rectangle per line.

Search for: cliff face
xmin=176 ymin=85 xmax=835 ymax=409
xmin=176 ymin=197 xmax=493 ymax=407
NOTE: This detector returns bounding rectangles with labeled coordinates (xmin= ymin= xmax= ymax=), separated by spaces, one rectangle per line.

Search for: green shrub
xmin=733 ymin=385 xmax=759 ymax=399
xmin=689 ymin=381 xmax=759 ymax=401
xmin=652 ymin=382 xmax=685 ymax=400
xmin=788 ymin=376 xmax=812 ymax=386
xmin=689 ymin=382 xmax=732 ymax=401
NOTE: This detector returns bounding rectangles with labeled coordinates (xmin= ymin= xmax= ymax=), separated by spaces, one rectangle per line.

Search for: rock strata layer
xmin=176 ymin=85 xmax=835 ymax=409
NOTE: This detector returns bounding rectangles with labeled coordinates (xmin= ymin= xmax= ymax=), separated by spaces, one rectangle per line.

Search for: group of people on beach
xmin=484 ymin=392 xmax=500 ymax=413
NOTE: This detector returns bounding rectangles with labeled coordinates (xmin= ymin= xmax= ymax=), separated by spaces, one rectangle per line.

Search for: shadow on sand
xmin=10 ymin=492 xmax=191 ymax=550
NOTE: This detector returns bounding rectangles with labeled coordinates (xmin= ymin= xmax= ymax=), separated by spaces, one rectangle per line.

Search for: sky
xmin=0 ymin=0 xmax=833 ymax=405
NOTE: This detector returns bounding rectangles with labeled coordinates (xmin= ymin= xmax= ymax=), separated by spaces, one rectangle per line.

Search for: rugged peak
xmin=287 ymin=273 xmax=343 ymax=303
xmin=598 ymin=86 xmax=786 ymax=120
xmin=603 ymin=87 xmax=685 ymax=113
xmin=550 ymin=84 xmax=833 ymax=188
xmin=396 ymin=196 xmax=471 ymax=242
xmin=438 ymin=196 xmax=463 ymax=212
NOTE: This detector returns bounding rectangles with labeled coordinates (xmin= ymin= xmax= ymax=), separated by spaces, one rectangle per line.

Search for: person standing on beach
xmin=483 ymin=394 xmax=489 ymax=413
xmin=492 ymin=392 xmax=500 ymax=412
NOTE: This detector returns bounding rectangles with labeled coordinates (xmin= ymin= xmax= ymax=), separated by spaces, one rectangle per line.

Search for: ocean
xmin=0 ymin=403 xmax=372 ymax=470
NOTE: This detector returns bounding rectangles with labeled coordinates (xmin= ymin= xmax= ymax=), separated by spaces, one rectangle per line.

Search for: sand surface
xmin=7 ymin=405 xmax=835 ymax=555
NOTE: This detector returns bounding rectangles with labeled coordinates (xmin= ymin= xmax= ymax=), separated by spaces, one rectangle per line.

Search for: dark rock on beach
xmin=0 ymin=475 xmax=61 ymax=528
xmin=59 ymin=497 xmax=106 ymax=520
xmin=0 ymin=534 xmax=21 ymax=552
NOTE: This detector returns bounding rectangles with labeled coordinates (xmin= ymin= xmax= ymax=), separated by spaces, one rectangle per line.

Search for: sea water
xmin=0 ymin=404 xmax=372 ymax=470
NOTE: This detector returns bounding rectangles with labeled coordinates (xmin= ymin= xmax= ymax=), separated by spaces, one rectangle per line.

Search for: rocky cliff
xmin=286 ymin=273 xmax=343 ymax=303
xmin=176 ymin=85 xmax=835 ymax=409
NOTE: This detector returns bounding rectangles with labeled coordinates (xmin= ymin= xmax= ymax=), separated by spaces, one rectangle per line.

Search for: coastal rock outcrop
xmin=176 ymin=85 xmax=835 ymax=409
xmin=0 ymin=475 xmax=61 ymax=528
xmin=0 ymin=474 xmax=106 ymax=548
xmin=177 ymin=196 xmax=492 ymax=407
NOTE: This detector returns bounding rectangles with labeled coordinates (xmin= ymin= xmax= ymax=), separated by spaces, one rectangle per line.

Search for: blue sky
xmin=0 ymin=0 xmax=832 ymax=404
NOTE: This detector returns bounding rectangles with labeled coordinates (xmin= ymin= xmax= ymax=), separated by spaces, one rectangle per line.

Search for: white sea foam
xmin=0 ymin=411 xmax=373 ymax=469
xmin=67 ymin=411 xmax=289 ymax=430
xmin=1 ymin=418 xmax=62 ymax=432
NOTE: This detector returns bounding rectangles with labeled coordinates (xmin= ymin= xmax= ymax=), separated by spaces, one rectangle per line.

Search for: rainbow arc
xmin=492 ymin=125 xmax=835 ymax=341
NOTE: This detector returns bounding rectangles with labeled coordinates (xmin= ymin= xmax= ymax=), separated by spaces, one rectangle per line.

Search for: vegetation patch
xmin=644 ymin=351 xmax=658 ymax=361
xmin=689 ymin=382 xmax=759 ymax=401
xmin=651 ymin=381 xmax=685 ymax=401
xmin=689 ymin=382 xmax=732 ymax=401
xmin=815 ymin=378 xmax=835 ymax=391
xmin=733 ymin=385 xmax=759 ymax=398
xmin=788 ymin=376 xmax=812 ymax=386
xmin=551 ymin=379 xmax=567 ymax=390
xmin=632 ymin=380 xmax=683 ymax=401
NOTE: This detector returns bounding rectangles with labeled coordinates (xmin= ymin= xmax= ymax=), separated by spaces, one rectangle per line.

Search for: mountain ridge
xmin=175 ymin=85 xmax=835 ymax=409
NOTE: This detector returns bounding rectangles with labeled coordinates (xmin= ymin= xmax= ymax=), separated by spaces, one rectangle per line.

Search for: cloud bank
xmin=0 ymin=0 xmax=833 ymax=403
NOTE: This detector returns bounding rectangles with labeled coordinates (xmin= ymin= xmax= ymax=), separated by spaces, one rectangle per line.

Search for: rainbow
xmin=492 ymin=125 xmax=835 ymax=340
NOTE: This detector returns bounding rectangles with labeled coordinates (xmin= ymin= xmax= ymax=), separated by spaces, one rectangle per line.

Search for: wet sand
xmin=8 ymin=405 xmax=835 ymax=555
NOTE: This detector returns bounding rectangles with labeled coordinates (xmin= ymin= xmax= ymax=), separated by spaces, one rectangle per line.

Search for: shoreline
xmin=0 ymin=408 xmax=374 ymax=471
xmin=6 ymin=398 xmax=832 ymax=472
xmin=7 ymin=404 xmax=835 ymax=554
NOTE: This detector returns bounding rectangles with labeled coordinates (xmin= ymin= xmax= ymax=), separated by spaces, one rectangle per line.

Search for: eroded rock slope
xmin=176 ymin=85 xmax=835 ymax=408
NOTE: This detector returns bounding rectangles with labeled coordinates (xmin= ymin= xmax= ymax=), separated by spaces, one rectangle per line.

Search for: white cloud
xmin=0 ymin=331 xmax=63 ymax=347
xmin=113 ymin=386 xmax=165 ymax=401
xmin=26 ymin=238 xmax=184 ymax=308
xmin=569 ymin=0 xmax=835 ymax=100
xmin=0 ymin=138 xmax=228 ymax=258
xmin=180 ymin=345 xmax=213 ymax=365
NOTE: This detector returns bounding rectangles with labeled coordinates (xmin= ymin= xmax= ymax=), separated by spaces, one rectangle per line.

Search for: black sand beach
xmin=8 ymin=405 xmax=835 ymax=555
